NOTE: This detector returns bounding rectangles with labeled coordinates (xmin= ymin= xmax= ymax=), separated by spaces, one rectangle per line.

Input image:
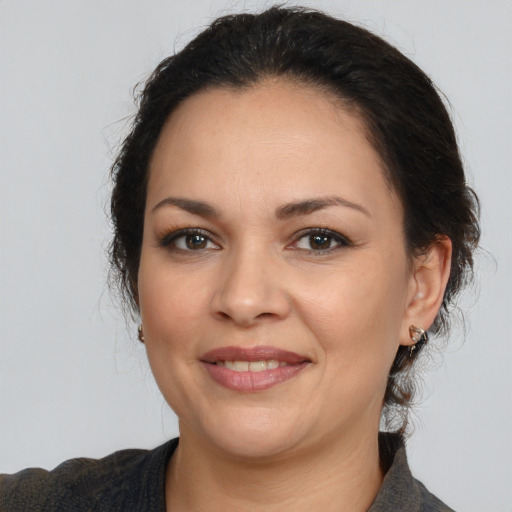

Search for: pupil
xmin=311 ymin=234 xmax=330 ymax=250
xmin=186 ymin=234 xmax=206 ymax=249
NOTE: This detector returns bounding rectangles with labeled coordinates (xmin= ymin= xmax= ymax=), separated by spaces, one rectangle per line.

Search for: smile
xmin=200 ymin=346 xmax=311 ymax=391
xmin=215 ymin=360 xmax=286 ymax=371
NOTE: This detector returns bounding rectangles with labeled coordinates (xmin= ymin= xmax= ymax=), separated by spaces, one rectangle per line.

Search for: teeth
xmin=216 ymin=359 xmax=284 ymax=372
xmin=233 ymin=361 xmax=249 ymax=371
xmin=248 ymin=361 xmax=266 ymax=372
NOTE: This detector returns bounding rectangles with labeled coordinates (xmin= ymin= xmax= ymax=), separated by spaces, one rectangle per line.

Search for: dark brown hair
xmin=109 ymin=6 xmax=480 ymax=434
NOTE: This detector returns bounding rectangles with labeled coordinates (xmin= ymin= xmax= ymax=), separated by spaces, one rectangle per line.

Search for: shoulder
xmin=414 ymin=477 xmax=455 ymax=512
xmin=370 ymin=433 xmax=455 ymax=512
xmin=0 ymin=439 xmax=178 ymax=512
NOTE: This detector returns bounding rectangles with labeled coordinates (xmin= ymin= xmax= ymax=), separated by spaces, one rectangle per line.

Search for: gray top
xmin=0 ymin=434 xmax=454 ymax=511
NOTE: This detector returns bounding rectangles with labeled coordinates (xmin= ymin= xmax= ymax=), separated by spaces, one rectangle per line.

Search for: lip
xmin=200 ymin=345 xmax=311 ymax=392
xmin=201 ymin=345 xmax=308 ymax=364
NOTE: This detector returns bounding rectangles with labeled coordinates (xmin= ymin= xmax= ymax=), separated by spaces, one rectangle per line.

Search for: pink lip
xmin=200 ymin=345 xmax=311 ymax=392
xmin=201 ymin=345 xmax=308 ymax=364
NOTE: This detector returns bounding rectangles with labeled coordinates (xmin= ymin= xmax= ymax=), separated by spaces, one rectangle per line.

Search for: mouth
xmin=200 ymin=346 xmax=311 ymax=391
xmin=215 ymin=360 xmax=289 ymax=372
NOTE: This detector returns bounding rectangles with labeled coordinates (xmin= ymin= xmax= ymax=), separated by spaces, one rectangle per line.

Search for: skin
xmin=137 ymin=79 xmax=452 ymax=512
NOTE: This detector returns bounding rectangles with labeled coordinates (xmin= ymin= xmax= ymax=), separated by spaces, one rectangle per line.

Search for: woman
xmin=0 ymin=6 xmax=479 ymax=511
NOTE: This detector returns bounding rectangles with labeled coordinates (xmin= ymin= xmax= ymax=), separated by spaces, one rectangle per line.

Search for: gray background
xmin=1 ymin=1 xmax=511 ymax=510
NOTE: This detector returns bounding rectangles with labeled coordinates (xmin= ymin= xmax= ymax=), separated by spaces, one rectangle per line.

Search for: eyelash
xmin=158 ymin=227 xmax=352 ymax=254
xmin=290 ymin=228 xmax=352 ymax=254
xmin=158 ymin=228 xmax=218 ymax=251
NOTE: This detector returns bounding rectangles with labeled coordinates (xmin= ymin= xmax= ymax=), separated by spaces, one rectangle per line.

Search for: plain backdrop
xmin=1 ymin=1 xmax=511 ymax=510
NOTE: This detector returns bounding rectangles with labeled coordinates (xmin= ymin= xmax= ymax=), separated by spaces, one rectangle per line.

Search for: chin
xmin=195 ymin=409 xmax=307 ymax=460
xmin=214 ymin=430 xmax=300 ymax=460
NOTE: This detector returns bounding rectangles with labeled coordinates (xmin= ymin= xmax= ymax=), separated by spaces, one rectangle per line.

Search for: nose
xmin=211 ymin=247 xmax=291 ymax=327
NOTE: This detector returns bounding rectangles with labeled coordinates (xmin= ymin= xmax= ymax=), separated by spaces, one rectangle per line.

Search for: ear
xmin=400 ymin=236 xmax=452 ymax=347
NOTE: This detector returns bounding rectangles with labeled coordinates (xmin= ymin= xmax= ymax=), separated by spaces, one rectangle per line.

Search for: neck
xmin=165 ymin=427 xmax=383 ymax=512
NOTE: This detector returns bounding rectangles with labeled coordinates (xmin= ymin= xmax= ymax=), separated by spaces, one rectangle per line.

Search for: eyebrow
xmin=275 ymin=196 xmax=370 ymax=219
xmin=151 ymin=197 xmax=220 ymax=217
xmin=151 ymin=195 xmax=370 ymax=219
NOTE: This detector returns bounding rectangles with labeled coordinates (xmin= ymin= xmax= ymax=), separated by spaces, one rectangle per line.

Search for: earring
xmin=409 ymin=325 xmax=428 ymax=357
xmin=138 ymin=325 xmax=145 ymax=343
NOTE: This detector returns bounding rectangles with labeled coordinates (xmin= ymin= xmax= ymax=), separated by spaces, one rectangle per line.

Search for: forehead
xmin=147 ymin=79 xmax=399 ymax=220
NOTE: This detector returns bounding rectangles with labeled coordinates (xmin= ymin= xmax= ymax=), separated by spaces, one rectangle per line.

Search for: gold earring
xmin=138 ymin=325 xmax=145 ymax=343
xmin=409 ymin=325 xmax=428 ymax=357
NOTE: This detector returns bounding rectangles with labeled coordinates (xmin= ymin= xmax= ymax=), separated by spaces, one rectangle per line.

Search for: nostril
xmin=256 ymin=312 xmax=275 ymax=319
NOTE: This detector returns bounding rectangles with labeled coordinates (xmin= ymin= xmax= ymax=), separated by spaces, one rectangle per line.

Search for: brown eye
xmin=160 ymin=229 xmax=219 ymax=251
xmin=309 ymin=234 xmax=332 ymax=250
xmin=185 ymin=234 xmax=208 ymax=250
xmin=293 ymin=229 xmax=351 ymax=253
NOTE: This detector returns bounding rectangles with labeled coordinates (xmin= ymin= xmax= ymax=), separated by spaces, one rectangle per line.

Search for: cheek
xmin=138 ymin=256 xmax=211 ymax=352
xmin=293 ymin=255 xmax=408 ymax=364
xmin=290 ymin=258 xmax=408 ymax=424
xmin=137 ymin=258 xmax=212 ymax=414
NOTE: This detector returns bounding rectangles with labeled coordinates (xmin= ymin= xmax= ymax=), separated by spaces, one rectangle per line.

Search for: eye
xmin=160 ymin=229 xmax=219 ymax=251
xmin=292 ymin=229 xmax=351 ymax=253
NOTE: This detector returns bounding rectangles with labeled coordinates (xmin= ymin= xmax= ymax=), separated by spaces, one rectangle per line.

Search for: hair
xmin=109 ymin=5 xmax=480 ymax=435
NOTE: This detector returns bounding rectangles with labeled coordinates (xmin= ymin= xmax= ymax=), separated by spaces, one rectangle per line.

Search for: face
xmin=138 ymin=80 xmax=416 ymax=459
